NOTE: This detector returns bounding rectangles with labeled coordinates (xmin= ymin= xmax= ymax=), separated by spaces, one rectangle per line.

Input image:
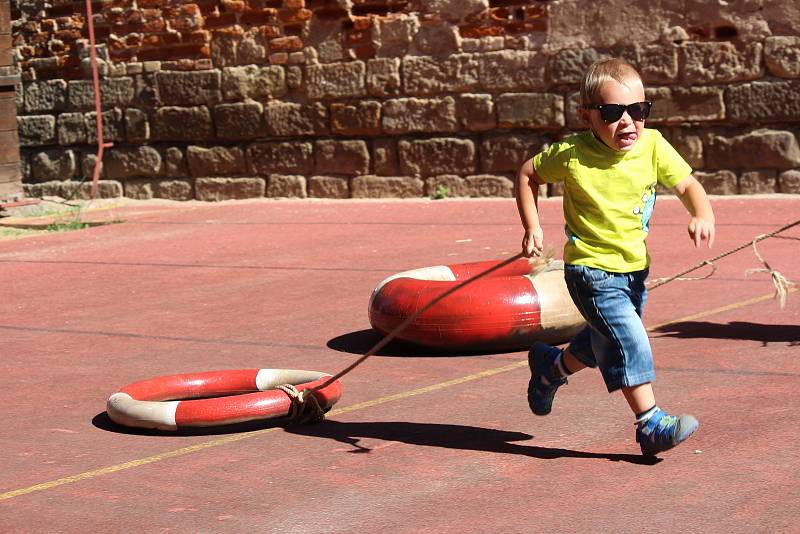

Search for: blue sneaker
xmin=636 ymin=409 xmax=699 ymax=456
xmin=527 ymin=342 xmax=567 ymax=416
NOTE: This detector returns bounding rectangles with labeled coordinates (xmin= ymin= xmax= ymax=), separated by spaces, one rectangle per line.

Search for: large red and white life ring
xmin=368 ymin=259 xmax=585 ymax=352
xmin=107 ymin=369 xmax=342 ymax=431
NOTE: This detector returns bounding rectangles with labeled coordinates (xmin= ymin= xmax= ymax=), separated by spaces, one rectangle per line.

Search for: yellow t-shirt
xmin=533 ymin=129 xmax=691 ymax=272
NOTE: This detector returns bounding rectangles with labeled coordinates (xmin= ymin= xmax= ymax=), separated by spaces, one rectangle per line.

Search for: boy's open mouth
xmin=616 ymin=131 xmax=638 ymax=147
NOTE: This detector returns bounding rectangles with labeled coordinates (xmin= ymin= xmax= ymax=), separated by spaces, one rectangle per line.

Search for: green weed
xmin=46 ymin=220 xmax=91 ymax=232
xmin=433 ymin=184 xmax=451 ymax=200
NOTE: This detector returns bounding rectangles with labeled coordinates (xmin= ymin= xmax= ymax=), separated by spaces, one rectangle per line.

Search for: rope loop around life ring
xmin=276 ymin=384 xmax=326 ymax=424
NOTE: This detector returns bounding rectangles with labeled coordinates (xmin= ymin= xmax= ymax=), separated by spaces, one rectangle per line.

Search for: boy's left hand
xmin=688 ymin=216 xmax=715 ymax=248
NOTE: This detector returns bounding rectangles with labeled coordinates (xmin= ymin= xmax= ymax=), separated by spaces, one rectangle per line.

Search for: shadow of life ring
xmin=368 ymin=258 xmax=586 ymax=352
xmin=107 ymin=369 xmax=342 ymax=431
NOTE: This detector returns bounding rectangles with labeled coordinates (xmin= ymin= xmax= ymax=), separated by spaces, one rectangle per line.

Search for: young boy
xmin=516 ymin=58 xmax=715 ymax=457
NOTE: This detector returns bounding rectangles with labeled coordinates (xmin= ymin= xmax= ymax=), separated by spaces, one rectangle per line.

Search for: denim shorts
xmin=563 ymin=264 xmax=654 ymax=392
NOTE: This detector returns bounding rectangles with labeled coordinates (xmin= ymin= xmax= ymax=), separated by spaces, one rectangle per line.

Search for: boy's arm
xmin=672 ymin=175 xmax=716 ymax=248
xmin=516 ymin=158 xmax=544 ymax=257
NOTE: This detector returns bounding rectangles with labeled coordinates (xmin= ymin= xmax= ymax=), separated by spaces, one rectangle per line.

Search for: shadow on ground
xmin=652 ymin=321 xmax=800 ymax=346
xmin=327 ymin=329 xmax=519 ymax=357
xmin=92 ymin=413 xmax=658 ymax=465
xmin=286 ymin=420 xmax=660 ymax=465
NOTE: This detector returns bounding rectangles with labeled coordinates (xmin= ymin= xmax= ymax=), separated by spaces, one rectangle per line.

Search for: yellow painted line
xmin=0 ymin=434 xmax=257 ymax=501
xmin=2 ymin=288 xmax=791 ymax=502
xmin=646 ymin=287 xmax=796 ymax=332
xmin=0 ymin=360 xmax=527 ymax=502
xmin=326 ymin=360 xmax=528 ymax=417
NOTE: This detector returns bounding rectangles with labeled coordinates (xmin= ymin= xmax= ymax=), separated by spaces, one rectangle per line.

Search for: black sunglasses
xmin=583 ymin=101 xmax=652 ymax=123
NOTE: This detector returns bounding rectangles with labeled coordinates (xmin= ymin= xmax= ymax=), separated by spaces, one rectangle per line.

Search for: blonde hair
xmin=580 ymin=58 xmax=643 ymax=105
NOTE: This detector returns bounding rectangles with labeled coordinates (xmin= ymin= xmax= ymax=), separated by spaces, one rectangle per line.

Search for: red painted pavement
xmin=0 ymin=196 xmax=798 ymax=532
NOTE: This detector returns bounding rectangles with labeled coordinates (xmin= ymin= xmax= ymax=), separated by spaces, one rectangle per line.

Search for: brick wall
xmin=11 ymin=0 xmax=800 ymax=200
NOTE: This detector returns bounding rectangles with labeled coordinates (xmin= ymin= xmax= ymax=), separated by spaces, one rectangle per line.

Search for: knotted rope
xmin=746 ymin=238 xmax=796 ymax=308
xmin=277 ymin=384 xmax=326 ymax=424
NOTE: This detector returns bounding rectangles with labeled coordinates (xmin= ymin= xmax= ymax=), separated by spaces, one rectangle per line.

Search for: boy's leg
xmin=564 ymin=266 xmax=655 ymax=392
xmin=527 ymin=344 xmax=587 ymax=415
xmin=622 ymin=382 xmax=656 ymax=413
xmin=527 ymin=327 xmax=592 ymax=416
xmin=564 ymin=266 xmax=700 ymax=455
xmin=527 ymin=342 xmax=567 ymax=415
xmin=563 ymin=349 xmax=588 ymax=374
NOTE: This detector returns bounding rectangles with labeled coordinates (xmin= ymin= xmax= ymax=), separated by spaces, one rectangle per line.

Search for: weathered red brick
xmin=203 ymin=12 xmax=238 ymax=28
xmin=312 ymin=6 xmax=349 ymax=19
xmin=49 ymin=40 xmax=67 ymax=53
xmin=352 ymin=0 xmax=409 ymax=16
xmin=505 ymin=20 xmax=546 ymax=33
xmin=181 ymin=3 xmax=201 ymax=16
xmin=93 ymin=26 xmax=111 ymax=40
xmin=54 ymin=29 xmax=83 ymax=41
xmin=259 ymin=25 xmax=282 ymax=38
xmin=112 ymin=48 xmax=136 ymax=61
xmin=269 ymin=36 xmax=302 ymax=51
xmin=124 ymin=33 xmax=143 ymax=46
xmin=164 ymin=32 xmax=183 ymax=44
xmin=240 ymin=8 xmax=278 ymax=25
xmin=183 ymin=30 xmax=210 ymax=44
xmin=55 ymin=16 xmax=84 ymax=29
xmin=211 ymin=25 xmax=245 ymax=37
xmin=139 ymin=43 xmax=208 ymax=61
xmin=124 ymin=10 xmax=142 ymax=24
xmin=221 ymin=0 xmax=246 ymax=12
xmin=194 ymin=0 xmax=219 ymax=15
xmin=352 ymin=43 xmax=376 ymax=60
xmin=458 ymin=24 xmax=504 ymax=38
xmin=142 ymin=17 xmax=166 ymax=32
xmin=268 ymin=51 xmax=289 ymax=64
xmin=353 ymin=15 xmax=373 ymax=30
xmin=246 ymin=0 xmax=281 ymax=9
xmin=30 ymin=32 xmax=50 ymax=46
xmin=278 ymin=7 xmax=312 ymax=24
xmin=142 ymin=34 xmax=161 ymax=46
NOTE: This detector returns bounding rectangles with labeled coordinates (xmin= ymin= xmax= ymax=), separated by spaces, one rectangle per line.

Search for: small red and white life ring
xmin=368 ymin=258 xmax=585 ymax=352
xmin=107 ymin=369 xmax=342 ymax=431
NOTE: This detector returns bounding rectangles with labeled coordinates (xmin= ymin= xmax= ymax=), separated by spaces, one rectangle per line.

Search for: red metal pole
xmin=85 ymin=0 xmax=113 ymax=199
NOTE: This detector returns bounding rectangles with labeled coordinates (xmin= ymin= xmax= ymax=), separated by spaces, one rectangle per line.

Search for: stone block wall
xmin=11 ymin=0 xmax=800 ymax=200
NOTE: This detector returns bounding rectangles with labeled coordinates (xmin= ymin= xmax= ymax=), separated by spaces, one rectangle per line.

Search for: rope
xmin=647 ymin=260 xmax=717 ymax=286
xmin=287 ymin=218 xmax=799 ymax=424
xmin=310 ymin=251 xmax=536 ymax=393
xmin=281 ymin=251 xmax=556 ymax=424
xmin=745 ymin=239 xmax=796 ymax=308
xmin=647 ymin=218 xmax=800 ymax=302
xmin=277 ymin=384 xmax=326 ymax=424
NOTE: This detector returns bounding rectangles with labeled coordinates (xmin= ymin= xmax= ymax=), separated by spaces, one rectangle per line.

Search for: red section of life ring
xmin=106 ymin=369 xmax=342 ymax=431
xmin=368 ymin=259 xmax=585 ymax=352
